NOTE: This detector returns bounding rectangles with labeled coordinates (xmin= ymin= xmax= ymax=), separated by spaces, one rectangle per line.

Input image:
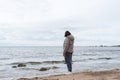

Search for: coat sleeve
xmin=63 ymin=38 xmax=70 ymax=54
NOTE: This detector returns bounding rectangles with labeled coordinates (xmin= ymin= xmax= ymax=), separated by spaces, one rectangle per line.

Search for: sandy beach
xmin=17 ymin=69 xmax=120 ymax=80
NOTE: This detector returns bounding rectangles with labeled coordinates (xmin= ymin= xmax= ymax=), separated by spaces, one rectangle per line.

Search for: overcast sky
xmin=0 ymin=0 xmax=120 ymax=46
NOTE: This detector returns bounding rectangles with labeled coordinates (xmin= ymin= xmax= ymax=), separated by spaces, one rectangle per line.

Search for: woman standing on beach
xmin=63 ymin=31 xmax=74 ymax=72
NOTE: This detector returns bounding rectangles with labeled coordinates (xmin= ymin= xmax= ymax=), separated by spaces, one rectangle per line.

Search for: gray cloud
xmin=0 ymin=0 xmax=120 ymax=46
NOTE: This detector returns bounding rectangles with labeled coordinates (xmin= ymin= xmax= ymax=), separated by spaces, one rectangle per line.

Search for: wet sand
xmin=17 ymin=69 xmax=120 ymax=80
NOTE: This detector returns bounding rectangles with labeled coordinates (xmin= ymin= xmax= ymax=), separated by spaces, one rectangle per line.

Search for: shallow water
xmin=0 ymin=46 xmax=120 ymax=80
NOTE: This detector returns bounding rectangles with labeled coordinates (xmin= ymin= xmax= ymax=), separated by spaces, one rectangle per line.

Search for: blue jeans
xmin=65 ymin=52 xmax=72 ymax=72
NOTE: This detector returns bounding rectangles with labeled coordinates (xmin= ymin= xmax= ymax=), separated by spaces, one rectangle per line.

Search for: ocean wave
xmin=0 ymin=58 xmax=10 ymax=60
xmin=12 ymin=66 xmax=59 ymax=71
xmin=73 ymin=57 xmax=112 ymax=63
xmin=88 ymin=57 xmax=112 ymax=61
xmin=10 ymin=60 xmax=65 ymax=66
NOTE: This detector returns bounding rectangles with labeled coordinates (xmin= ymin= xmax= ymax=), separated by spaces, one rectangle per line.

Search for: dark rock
xmin=12 ymin=66 xmax=17 ymax=68
xmin=98 ymin=57 xmax=111 ymax=60
xmin=105 ymin=58 xmax=111 ymax=60
xmin=18 ymin=63 xmax=26 ymax=67
xmin=52 ymin=66 xmax=59 ymax=69
xmin=39 ymin=67 xmax=50 ymax=71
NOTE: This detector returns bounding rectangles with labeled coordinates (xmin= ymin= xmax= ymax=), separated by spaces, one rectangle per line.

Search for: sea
xmin=0 ymin=46 xmax=120 ymax=80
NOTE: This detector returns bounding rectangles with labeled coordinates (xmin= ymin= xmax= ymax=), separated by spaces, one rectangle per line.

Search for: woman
xmin=63 ymin=31 xmax=74 ymax=72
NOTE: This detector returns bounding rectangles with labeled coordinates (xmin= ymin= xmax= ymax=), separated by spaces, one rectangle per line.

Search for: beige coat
xmin=63 ymin=35 xmax=74 ymax=54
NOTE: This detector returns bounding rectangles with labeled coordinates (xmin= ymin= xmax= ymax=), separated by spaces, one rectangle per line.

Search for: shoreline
xmin=17 ymin=69 xmax=120 ymax=80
